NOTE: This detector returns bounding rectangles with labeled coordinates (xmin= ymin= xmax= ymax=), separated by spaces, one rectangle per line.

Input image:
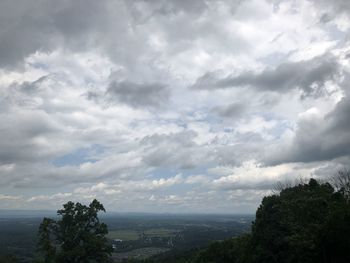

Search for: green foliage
xmin=37 ymin=199 xmax=112 ymax=263
xmin=38 ymin=218 xmax=56 ymax=262
xmin=139 ymin=248 xmax=200 ymax=263
xmin=317 ymin=200 xmax=350 ymax=263
xmin=250 ymin=178 xmax=350 ymax=263
xmin=178 ymin=177 xmax=350 ymax=263
xmin=0 ymin=255 xmax=18 ymax=263
xmin=251 ymin=179 xmax=341 ymax=263
xmin=195 ymin=234 xmax=252 ymax=263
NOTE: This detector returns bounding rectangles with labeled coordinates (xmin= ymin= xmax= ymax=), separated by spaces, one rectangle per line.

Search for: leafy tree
xmin=195 ymin=234 xmax=252 ymax=263
xmin=0 ymin=255 xmax=18 ymax=263
xmin=251 ymin=178 xmax=349 ymax=263
xmin=316 ymin=194 xmax=350 ymax=263
xmin=189 ymin=177 xmax=350 ymax=263
xmin=37 ymin=199 xmax=112 ymax=263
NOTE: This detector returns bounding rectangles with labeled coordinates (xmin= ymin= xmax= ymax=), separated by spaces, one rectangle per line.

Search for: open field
xmin=0 ymin=213 xmax=253 ymax=262
xmin=108 ymin=230 xmax=140 ymax=241
xmin=108 ymin=228 xmax=178 ymax=241
xmin=143 ymin=228 xmax=178 ymax=237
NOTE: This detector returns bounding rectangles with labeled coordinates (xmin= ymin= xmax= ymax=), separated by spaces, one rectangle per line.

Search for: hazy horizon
xmin=0 ymin=208 xmax=254 ymax=216
xmin=1 ymin=0 xmax=350 ymax=214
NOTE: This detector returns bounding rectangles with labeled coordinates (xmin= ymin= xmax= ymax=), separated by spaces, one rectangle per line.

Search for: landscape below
xmin=0 ymin=212 xmax=252 ymax=263
xmin=0 ymin=171 xmax=349 ymax=263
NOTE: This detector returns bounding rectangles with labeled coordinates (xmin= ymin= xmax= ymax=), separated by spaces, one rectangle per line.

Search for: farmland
xmin=108 ymin=229 xmax=140 ymax=241
xmin=0 ymin=212 xmax=253 ymax=262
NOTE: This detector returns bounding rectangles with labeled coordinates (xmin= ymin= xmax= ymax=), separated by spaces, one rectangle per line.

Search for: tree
xmin=331 ymin=169 xmax=350 ymax=202
xmin=37 ymin=199 xmax=112 ymax=263
xmin=0 ymin=255 xmax=18 ymax=263
xmin=251 ymin=178 xmax=349 ymax=263
xmin=195 ymin=234 xmax=253 ymax=263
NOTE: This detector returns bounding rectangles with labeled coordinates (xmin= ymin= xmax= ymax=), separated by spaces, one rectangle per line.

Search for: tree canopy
xmin=37 ymin=199 xmax=112 ymax=263
xmin=190 ymin=177 xmax=350 ymax=263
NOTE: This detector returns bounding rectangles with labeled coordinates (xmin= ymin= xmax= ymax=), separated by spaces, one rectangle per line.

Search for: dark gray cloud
xmin=265 ymin=95 xmax=350 ymax=165
xmin=0 ymin=0 xmax=243 ymax=70
xmin=193 ymin=54 xmax=340 ymax=97
xmin=106 ymin=80 xmax=170 ymax=108
xmin=213 ymin=102 xmax=247 ymax=118
xmin=0 ymin=0 xmax=110 ymax=68
xmin=0 ymin=110 xmax=61 ymax=165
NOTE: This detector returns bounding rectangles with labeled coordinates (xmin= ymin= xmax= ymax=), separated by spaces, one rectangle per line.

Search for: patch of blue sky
xmin=29 ymin=61 xmax=49 ymax=70
xmin=52 ymin=144 xmax=105 ymax=167
xmin=260 ymin=112 xmax=279 ymax=121
xmin=257 ymin=112 xmax=293 ymax=137
xmin=181 ymin=165 xmax=211 ymax=177
xmin=224 ymin=127 xmax=234 ymax=133
xmin=269 ymin=120 xmax=293 ymax=139
xmin=158 ymin=183 xmax=194 ymax=194
xmin=130 ymin=117 xmax=189 ymax=131
xmin=327 ymin=24 xmax=347 ymax=43
xmin=149 ymin=167 xmax=178 ymax=179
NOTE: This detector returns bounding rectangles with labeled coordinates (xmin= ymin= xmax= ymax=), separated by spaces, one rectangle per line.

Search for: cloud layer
xmin=0 ymin=0 xmax=350 ymax=213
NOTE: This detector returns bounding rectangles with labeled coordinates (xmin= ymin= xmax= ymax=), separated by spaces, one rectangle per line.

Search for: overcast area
xmin=0 ymin=0 xmax=349 ymax=213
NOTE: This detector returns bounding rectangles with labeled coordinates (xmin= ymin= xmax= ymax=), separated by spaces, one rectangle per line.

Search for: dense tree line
xmin=193 ymin=172 xmax=350 ymax=263
xmin=145 ymin=171 xmax=350 ymax=263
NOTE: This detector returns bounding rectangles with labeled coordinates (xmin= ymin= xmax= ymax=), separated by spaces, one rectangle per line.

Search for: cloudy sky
xmin=0 ymin=0 xmax=350 ymax=213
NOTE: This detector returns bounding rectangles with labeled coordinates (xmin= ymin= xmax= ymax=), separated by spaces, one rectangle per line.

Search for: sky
xmin=0 ymin=0 xmax=350 ymax=214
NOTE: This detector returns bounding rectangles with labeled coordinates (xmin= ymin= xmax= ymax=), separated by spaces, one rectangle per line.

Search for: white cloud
xmin=0 ymin=0 xmax=349 ymax=213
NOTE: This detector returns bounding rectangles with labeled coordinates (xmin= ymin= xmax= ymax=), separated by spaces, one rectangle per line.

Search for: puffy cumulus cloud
xmin=212 ymin=102 xmax=247 ymax=119
xmin=0 ymin=0 xmax=111 ymax=68
xmin=1 ymin=0 xmax=350 ymax=213
xmin=0 ymin=110 xmax=63 ymax=164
